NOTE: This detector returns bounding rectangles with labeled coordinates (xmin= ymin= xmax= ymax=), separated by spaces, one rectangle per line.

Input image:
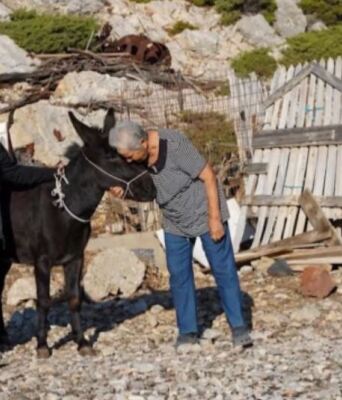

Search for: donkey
xmin=0 ymin=109 xmax=156 ymax=358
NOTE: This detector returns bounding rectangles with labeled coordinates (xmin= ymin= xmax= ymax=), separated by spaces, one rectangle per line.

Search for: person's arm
xmin=199 ymin=163 xmax=225 ymax=242
xmin=0 ymin=144 xmax=55 ymax=186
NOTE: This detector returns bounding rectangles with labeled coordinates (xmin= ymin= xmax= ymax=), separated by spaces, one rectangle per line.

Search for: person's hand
xmin=209 ymin=217 xmax=225 ymax=242
xmin=109 ymin=186 xmax=124 ymax=198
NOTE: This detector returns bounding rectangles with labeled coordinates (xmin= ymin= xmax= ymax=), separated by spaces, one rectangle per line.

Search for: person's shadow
xmin=1 ymin=286 xmax=254 ymax=352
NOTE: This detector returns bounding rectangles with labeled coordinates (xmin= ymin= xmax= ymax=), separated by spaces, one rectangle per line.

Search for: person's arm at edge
xmin=199 ymin=163 xmax=225 ymax=241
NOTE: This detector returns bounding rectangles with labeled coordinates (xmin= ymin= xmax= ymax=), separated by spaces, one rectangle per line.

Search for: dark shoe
xmin=175 ymin=332 xmax=199 ymax=349
xmin=232 ymin=326 xmax=253 ymax=348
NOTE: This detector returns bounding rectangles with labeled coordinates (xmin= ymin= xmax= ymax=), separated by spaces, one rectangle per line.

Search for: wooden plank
xmin=283 ymin=146 xmax=308 ymax=238
xmin=236 ymin=229 xmax=331 ymax=264
xmin=299 ymin=189 xmax=342 ymax=245
xmin=257 ymin=124 xmax=342 ymax=137
xmin=242 ymin=194 xmax=342 ymax=208
xmin=270 ymin=66 xmax=287 ymax=129
xmin=263 ymin=64 xmax=314 ymax=109
xmin=312 ymin=63 xmax=342 ymax=92
xmin=272 ymin=147 xmax=299 ymax=241
xmin=243 ymin=162 xmax=268 ymax=175
xmin=263 ymin=68 xmax=281 ymax=130
xmin=281 ymin=245 xmax=342 ymax=260
xmin=296 ymin=62 xmax=309 ymax=128
xmin=232 ymin=148 xmax=263 ymax=252
xmin=253 ymin=127 xmax=342 ymax=148
xmin=287 ymin=257 xmax=342 ymax=265
xmin=313 ymin=59 xmax=325 ymax=127
xmin=252 ymin=148 xmax=279 ymax=247
xmin=287 ymin=63 xmax=302 ymax=129
xmin=261 ymin=148 xmax=290 ymax=244
xmin=278 ymin=65 xmax=296 ymax=129
xmin=305 ymin=68 xmax=317 ymax=127
xmin=295 ymin=146 xmax=318 ymax=234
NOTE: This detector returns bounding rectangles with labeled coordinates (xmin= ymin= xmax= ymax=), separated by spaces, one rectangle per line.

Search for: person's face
xmin=117 ymin=140 xmax=148 ymax=163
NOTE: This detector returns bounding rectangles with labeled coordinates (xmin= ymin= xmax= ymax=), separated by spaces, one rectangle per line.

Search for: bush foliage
xmin=281 ymin=25 xmax=342 ymax=66
xmin=299 ymin=0 xmax=342 ymax=26
xmin=178 ymin=111 xmax=236 ymax=165
xmin=0 ymin=9 xmax=98 ymax=54
xmin=231 ymin=48 xmax=277 ymax=79
xmin=167 ymin=20 xmax=198 ymax=36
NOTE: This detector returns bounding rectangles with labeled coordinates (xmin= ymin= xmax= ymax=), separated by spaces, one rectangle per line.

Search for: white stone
xmin=0 ymin=35 xmax=40 ymax=74
xmin=308 ymin=20 xmax=327 ymax=32
xmin=176 ymin=29 xmax=220 ymax=57
xmin=6 ymin=276 xmax=60 ymax=306
xmin=274 ymin=0 xmax=307 ymax=38
xmin=9 ymin=100 xmax=94 ymax=165
xmin=291 ymin=304 xmax=321 ymax=323
xmin=83 ymin=248 xmax=146 ymax=301
xmin=235 ymin=14 xmax=285 ymax=48
xmin=64 ymin=0 xmax=103 ymax=14
xmin=0 ymin=3 xmax=11 ymax=20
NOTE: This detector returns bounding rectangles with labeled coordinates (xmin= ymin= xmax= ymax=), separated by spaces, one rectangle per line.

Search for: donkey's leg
xmin=34 ymin=256 xmax=52 ymax=358
xmin=64 ymin=257 xmax=94 ymax=356
xmin=0 ymin=257 xmax=11 ymax=343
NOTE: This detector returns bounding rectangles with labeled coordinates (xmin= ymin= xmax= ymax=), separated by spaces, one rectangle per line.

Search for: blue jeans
xmin=164 ymin=223 xmax=246 ymax=334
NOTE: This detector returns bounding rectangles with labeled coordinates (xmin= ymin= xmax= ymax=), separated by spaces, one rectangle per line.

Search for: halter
xmin=51 ymin=152 xmax=148 ymax=224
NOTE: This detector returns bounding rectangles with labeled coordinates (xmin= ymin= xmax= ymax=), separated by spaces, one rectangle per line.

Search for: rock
xmin=274 ymin=0 xmax=307 ymax=38
xmin=150 ymin=304 xmax=165 ymax=314
xmin=308 ymin=20 xmax=327 ymax=32
xmin=0 ymin=35 xmax=40 ymax=74
xmin=6 ymin=276 xmax=61 ymax=306
xmin=251 ymin=256 xmax=275 ymax=274
xmin=176 ymin=30 xmax=220 ymax=57
xmin=300 ymin=266 xmax=336 ymax=299
xmin=239 ymin=265 xmax=253 ymax=276
xmin=0 ymin=3 xmax=11 ymax=20
xmin=64 ymin=0 xmax=103 ymax=14
xmin=267 ymin=259 xmax=294 ymax=277
xmin=291 ymin=304 xmax=321 ymax=323
xmin=201 ymin=328 xmax=222 ymax=341
xmin=235 ymin=15 xmax=285 ymax=48
xmin=10 ymin=100 xmax=93 ymax=165
xmin=83 ymin=248 xmax=146 ymax=301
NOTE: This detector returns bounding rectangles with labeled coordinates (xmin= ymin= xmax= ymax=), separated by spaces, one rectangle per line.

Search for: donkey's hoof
xmin=37 ymin=346 xmax=51 ymax=359
xmin=78 ymin=345 xmax=96 ymax=357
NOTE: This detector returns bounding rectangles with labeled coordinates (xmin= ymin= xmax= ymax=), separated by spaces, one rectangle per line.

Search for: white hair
xmin=108 ymin=121 xmax=147 ymax=150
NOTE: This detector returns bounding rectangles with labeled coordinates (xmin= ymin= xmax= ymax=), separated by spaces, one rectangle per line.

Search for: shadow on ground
xmin=1 ymin=287 xmax=254 ymax=352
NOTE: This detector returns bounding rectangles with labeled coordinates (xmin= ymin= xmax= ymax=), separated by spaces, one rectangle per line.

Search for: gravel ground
xmin=0 ymin=265 xmax=341 ymax=400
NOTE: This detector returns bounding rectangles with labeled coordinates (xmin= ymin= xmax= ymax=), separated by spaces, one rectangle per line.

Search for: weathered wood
xmin=235 ymin=229 xmax=331 ymax=264
xmin=253 ymin=126 xmax=342 ymax=148
xmin=243 ymin=162 xmax=268 ymax=175
xmin=242 ymin=194 xmax=342 ymax=207
xmin=286 ymin=257 xmax=342 ymax=265
xmin=263 ymin=63 xmax=342 ymax=109
xmin=280 ymin=245 xmax=342 ymax=260
xmin=299 ymin=189 xmax=342 ymax=245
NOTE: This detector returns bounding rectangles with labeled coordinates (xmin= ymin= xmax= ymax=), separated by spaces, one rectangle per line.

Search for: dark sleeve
xmin=0 ymin=144 xmax=55 ymax=186
xmin=174 ymin=135 xmax=207 ymax=179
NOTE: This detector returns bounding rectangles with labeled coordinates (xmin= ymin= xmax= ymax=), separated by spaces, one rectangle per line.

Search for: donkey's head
xmin=68 ymin=109 xmax=156 ymax=202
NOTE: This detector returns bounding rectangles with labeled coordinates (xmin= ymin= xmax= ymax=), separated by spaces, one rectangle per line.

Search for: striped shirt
xmin=149 ymin=128 xmax=229 ymax=237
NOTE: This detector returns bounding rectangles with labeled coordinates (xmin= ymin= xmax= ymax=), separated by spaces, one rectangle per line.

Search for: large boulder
xmin=52 ymin=71 xmax=159 ymax=107
xmin=83 ymin=248 xmax=146 ymax=301
xmin=235 ymin=14 xmax=285 ymax=48
xmin=274 ymin=0 xmax=307 ymax=38
xmin=0 ymin=35 xmax=40 ymax=74
xmin=10 ymin=101 xmax=105 ymax=165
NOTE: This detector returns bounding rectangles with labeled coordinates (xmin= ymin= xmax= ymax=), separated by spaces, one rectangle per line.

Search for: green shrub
xmin=281 ymin=25 xmax=342 ymax=66
xmin=215 ymin=0 xmax=277 ymax=26
xmin=178 ymin=111 xmax=236 ymax=165
xmin=231 ymin=48 xmax=277 ymax=79
xmin=214 ymin=82 xmax=231 ymax=97
xmin=299 ymin=0 xmax=342 ymax=26
xmin=188 ymin=0 xmax=215 ymax=6
xmin=0 ymin=9 xmax=99 ymax=53
xmin=167 ymin=20 xmax=198 ymax=36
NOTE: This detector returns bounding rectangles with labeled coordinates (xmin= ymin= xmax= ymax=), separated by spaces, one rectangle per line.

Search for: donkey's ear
xmin=68 ymin=111 xmax=99 ymax=145
xmin=102 ymin=108 xmax=116 ymax=138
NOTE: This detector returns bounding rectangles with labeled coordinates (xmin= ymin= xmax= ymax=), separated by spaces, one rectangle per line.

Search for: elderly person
xmin=109 ymin=122 xmax=252 ymax=348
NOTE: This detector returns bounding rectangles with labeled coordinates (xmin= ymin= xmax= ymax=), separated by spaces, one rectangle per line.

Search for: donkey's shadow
xmin=3 ymin=287 xmax=254 ymax=352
